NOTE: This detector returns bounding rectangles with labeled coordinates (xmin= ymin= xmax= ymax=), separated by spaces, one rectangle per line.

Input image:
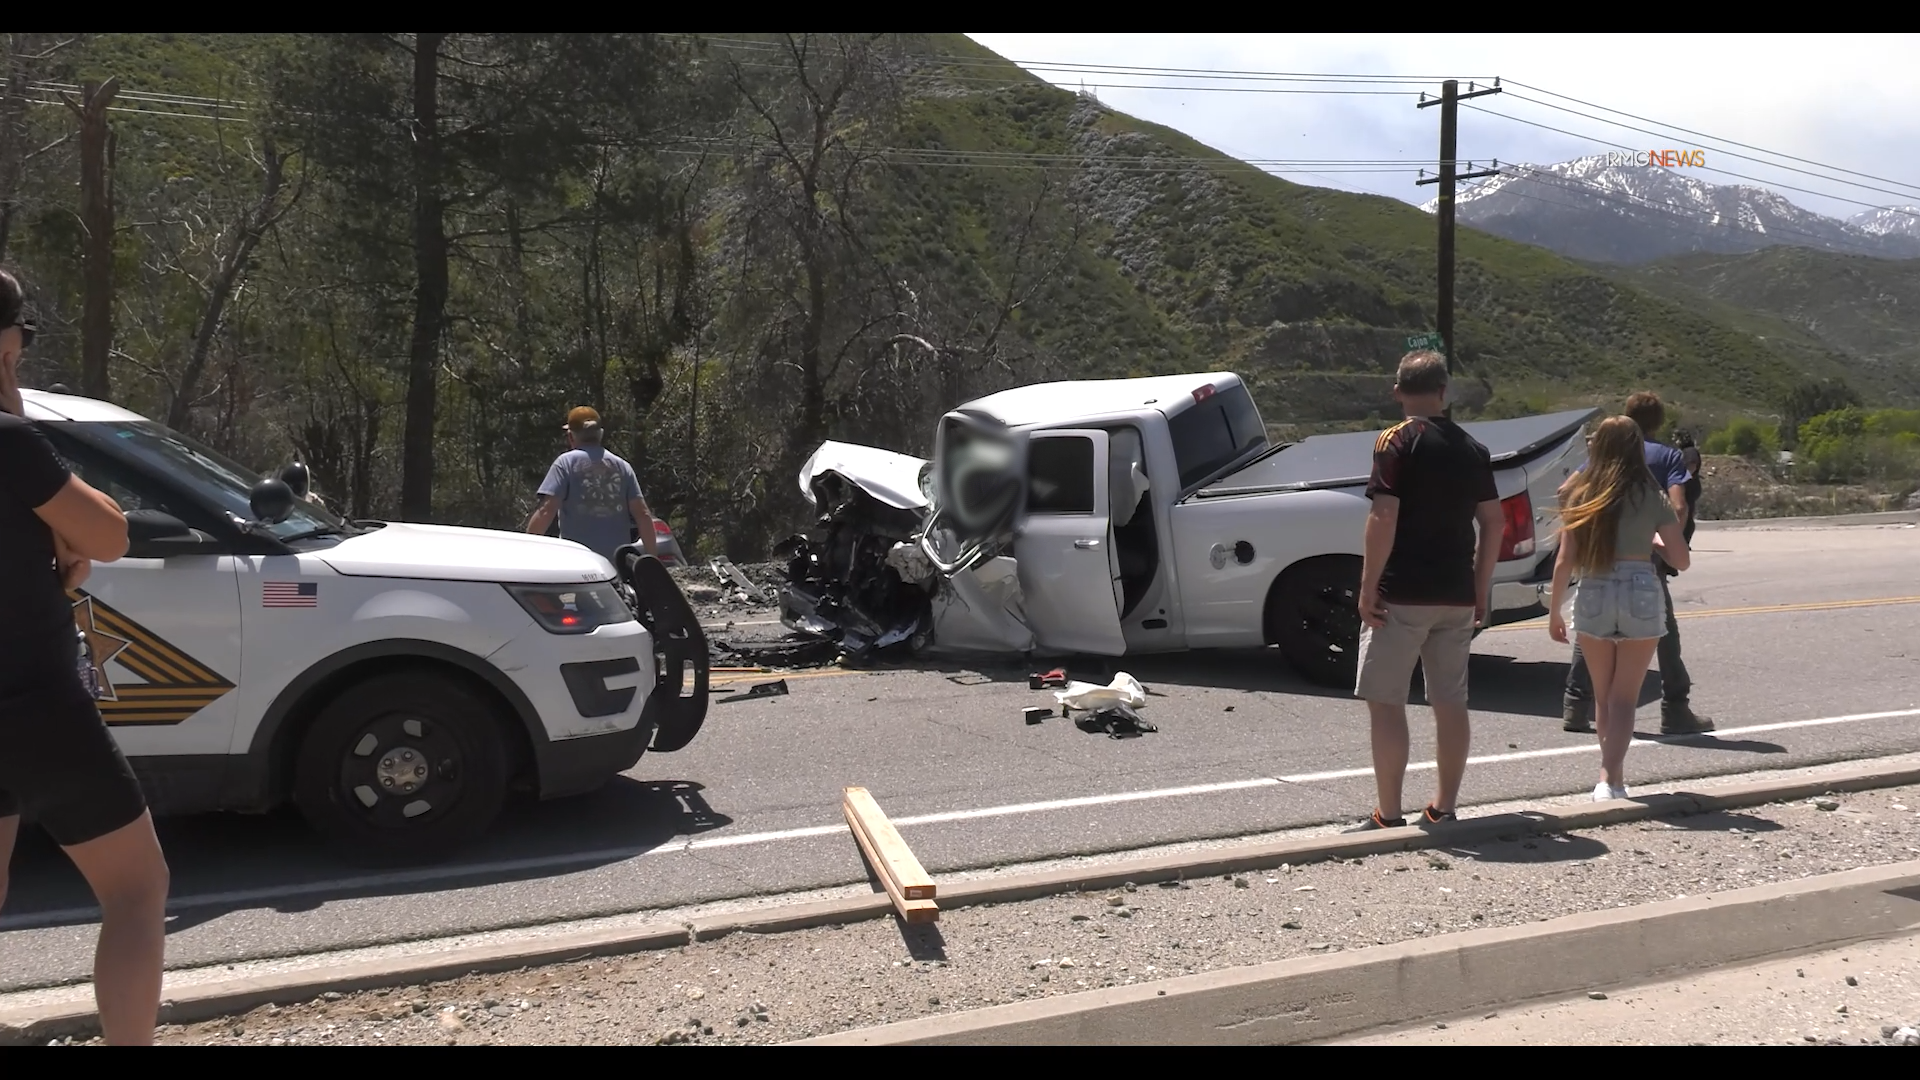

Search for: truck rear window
xmin=1167 ymin=384 xmax=1266 ymax=490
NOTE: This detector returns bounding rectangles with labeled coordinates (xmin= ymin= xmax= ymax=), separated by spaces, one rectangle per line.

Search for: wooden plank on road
xmin=842 ymin=786 xmax=938 ymax=924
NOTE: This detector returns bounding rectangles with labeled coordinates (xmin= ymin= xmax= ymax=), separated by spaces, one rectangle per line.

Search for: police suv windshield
xmin=69 ymin=420 xmax=351 ymax=542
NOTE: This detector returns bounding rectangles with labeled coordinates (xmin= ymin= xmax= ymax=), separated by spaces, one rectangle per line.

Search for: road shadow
xmin=898 ymin=921 xmax=949 ymax=962
xmin=0 ymin=777 xmax=732 ymax=936
xmin=1633 ymin=732 xmax=1786 ymax=754
xmin=1440 ymin=831 xmax=1612 ymax=864
xmin=1642 ymin=809 xmax=1787 ymax=834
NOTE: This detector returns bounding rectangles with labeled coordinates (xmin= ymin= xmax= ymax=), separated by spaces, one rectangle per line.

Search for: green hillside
xmin=1622 ymin=246 xmax=1920 ymax=403
xmin=0 ymin=32 xmax=1903 ymax=556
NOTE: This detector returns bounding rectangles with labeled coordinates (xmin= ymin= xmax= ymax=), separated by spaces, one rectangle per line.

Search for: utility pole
xmin=63 ymin=77 xmax=119 ymax=402
xmin=1416 ymin=78 xmax=1501 ymax=406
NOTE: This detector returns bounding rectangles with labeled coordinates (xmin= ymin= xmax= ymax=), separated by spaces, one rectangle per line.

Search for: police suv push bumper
xmin=509 ymin=549 xmax=710 ymax=800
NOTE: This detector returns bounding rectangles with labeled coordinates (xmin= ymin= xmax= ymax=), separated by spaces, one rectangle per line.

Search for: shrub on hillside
xmin=1702 ymin=416 xmax=1778 ymax=459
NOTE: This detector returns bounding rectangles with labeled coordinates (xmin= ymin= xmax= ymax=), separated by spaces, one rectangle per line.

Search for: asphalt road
xmin=2 ymin=520 xmax=1917 ymax=993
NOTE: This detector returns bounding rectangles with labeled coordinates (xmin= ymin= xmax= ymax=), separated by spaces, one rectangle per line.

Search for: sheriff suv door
xmin=54 ymin=437 xmax=244 ymax=809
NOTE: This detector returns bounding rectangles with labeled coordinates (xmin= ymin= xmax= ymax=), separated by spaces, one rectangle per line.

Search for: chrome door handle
xmin=1074 ymin=538 xmax=1101 ymax=549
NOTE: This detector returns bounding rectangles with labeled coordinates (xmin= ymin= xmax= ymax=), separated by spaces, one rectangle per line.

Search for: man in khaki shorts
xmin=1349 ymin=351 xmax=1503 ymax=830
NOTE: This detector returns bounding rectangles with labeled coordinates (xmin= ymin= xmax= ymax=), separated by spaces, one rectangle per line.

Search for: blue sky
xmin=965 ymin=34 xmax=1920 ymax=222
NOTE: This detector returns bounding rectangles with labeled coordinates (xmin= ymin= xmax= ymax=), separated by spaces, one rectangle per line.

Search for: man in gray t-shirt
xmin=525 ymin=406 xmax=658 ymax=565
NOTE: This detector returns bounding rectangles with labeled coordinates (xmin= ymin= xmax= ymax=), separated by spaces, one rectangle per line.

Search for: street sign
xmin=1406 ymin=332 xmax=1447 ymax=355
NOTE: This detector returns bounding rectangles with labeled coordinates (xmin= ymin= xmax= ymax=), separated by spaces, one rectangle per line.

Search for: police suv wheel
xmin=294 ymin=671 xmax=510 ymax=865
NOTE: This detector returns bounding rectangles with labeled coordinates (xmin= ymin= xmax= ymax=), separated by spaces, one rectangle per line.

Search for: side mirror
xmin=124 ymin=508 xmax=218 ymax=559
xmin=249 ymin=477 xmax=296 ymax=525
xmin=126 ymin=508 xmax=193 ymax=543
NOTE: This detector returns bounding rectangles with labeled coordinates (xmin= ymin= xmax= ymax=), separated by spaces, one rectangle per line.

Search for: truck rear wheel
xmin=293 ymin=670 xmax=509 ymax=866
xmin=1267 ymin=556 xmax=1363 ymax=689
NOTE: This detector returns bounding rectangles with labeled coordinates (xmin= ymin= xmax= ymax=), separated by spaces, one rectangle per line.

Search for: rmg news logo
xmin=1601 ymin=150 xmax=1707 ymax=168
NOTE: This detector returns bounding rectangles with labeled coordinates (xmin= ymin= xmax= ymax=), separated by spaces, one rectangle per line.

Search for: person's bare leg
xmin=0 ymin=814 xmax=19 ymax=913
xmin=1579 ymin=635 xmax=1622 ymax=787
xmin=61 ymin=811 xmax=169 ymax=1046
xmin=1605 ymin=639 xmax=1660 ymax=789
xmin=1367 ymin=701 xmax=1411 ymax=819
xmin=1430 ymin=701 xmax=1470 ymax=813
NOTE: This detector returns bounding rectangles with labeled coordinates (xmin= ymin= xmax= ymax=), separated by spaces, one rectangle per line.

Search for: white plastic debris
xmin=1055 ymin=672 xmax=1148 ymax=712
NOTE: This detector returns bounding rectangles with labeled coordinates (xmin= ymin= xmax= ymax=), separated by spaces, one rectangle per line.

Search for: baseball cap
xmin=564 ymin=406 xmax=601 ymax=433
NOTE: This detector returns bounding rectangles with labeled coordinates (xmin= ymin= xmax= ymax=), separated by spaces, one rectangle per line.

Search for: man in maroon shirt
xmin=1349 ymin=351 xmax=1504 ymax=831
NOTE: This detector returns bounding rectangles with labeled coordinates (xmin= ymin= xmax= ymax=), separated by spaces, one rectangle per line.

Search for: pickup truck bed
xmin=1199 ymin=408 xmax=1601 ymax=499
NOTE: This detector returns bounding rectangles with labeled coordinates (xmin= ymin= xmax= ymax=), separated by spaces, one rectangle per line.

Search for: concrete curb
xmin=3 ymin=760 xmax=1917 ymax=1044
xmin=1695 ymin=509 xmax=1918 ymax=531
xmin=795 ymin=860 xmax=1920 ymax=1045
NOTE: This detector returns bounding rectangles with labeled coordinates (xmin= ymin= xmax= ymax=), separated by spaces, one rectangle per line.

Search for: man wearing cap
xmin=525 ymin=407 xmax=658 ymax=565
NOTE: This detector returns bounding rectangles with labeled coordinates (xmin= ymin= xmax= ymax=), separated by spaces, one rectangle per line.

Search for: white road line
xmin=4 ymin=707 xmax=1916 ymax=933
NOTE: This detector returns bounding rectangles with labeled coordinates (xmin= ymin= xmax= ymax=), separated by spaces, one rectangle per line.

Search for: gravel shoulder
xmin=104 ymin=783 xmax=1920 ymax=1047
xmin=1336 ymin=931 xmax=1920 ymax=1047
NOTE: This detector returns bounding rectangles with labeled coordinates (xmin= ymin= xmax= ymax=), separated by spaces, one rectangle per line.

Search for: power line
xmin=1504 ymin=79 xmax=1920 ymax=200
xmin=1493 ymin=89 xmax=1920 ymax=205
xmin=1461 ymin=102 xmax=1911 ymax=217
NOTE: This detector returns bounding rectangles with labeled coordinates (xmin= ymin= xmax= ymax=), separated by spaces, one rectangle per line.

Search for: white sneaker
xmin=1592 ymin=782 xmax=1630 ymax=802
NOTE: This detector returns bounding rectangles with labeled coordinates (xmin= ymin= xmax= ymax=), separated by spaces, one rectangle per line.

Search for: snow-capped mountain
xmin=1422 ymin=158 xmax=1920 ymax=264
xmin=1850 ymin=205 xmax=1920 ymax=240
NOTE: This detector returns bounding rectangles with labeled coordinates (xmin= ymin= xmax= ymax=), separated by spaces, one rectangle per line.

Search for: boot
xmin=1562 ymin=698 xmax=1594 ymax=734
xmin=1660 ymin=700 xmax=1715 ymax=735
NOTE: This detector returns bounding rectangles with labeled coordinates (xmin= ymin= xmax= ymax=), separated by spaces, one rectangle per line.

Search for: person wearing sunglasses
xmin=0 ymin=268 xmax=171 ymax=1046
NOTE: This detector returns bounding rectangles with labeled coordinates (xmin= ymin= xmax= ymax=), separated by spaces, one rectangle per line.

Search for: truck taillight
xmin=1498 ymin=493 xmax=1535 ymax=562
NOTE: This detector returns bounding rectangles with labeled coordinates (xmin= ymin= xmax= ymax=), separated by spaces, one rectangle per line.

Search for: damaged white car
xmin=776 ymin=372 xmax=1595 ymax=688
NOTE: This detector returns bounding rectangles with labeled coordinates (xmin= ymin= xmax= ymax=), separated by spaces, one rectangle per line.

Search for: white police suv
xmin=20 ymin=388 xmax=710 ymax=865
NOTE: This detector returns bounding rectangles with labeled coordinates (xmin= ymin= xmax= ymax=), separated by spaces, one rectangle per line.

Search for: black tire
xmin=1267 ymin=555 xmax=1363 ymax=689
xmin=293 ymin=670 xmax=510 ymax=866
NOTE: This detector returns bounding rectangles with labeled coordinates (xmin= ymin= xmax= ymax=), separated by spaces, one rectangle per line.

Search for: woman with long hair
xmin=1548 ymin=415 xmax=1691 ymax=801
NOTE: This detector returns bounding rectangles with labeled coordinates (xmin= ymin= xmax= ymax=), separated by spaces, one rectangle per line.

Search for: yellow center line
xmin=1481 ymin=593 xmax=1920 ymax=633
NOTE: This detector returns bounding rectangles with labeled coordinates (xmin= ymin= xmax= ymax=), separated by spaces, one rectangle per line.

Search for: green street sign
xmin=1406 ymin=332 xmax=1447 ymax=354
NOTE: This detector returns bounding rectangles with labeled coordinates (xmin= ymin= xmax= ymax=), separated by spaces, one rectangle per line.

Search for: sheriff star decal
xmin=67 ymin=590 xmax=236 ymax=726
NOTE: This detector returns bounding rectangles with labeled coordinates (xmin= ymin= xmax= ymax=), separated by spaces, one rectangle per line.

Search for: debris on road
xmin=1054 ymin=672 xmax=1148 ymax=713
xmin=841 ymin=787 xmax=939 ymax=925
xmin=1023 ymin=707 xmax=1052 ymax=725
xmin=1029 ymin=668 xmax=1068 ymax=691
xmin=715 ymin=679 xmax=790 ymax=705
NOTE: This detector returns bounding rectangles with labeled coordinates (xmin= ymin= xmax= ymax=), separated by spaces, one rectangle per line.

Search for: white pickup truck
xmin=21 ymin=388 xmax=710 ymax=865
xmin=778 ymin=372 xmax=1595 ymax=687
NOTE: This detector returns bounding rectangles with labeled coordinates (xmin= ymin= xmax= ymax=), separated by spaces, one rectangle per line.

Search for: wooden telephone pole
xmin=1416 ymin=78 xmax=1501 ymax=395
xmin=64 ymin=77 xmax=118 ymax=402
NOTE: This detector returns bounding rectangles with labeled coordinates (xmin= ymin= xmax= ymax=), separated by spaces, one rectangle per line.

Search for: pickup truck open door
xmin=1015 ymin=429 xmax=1128 ymax=656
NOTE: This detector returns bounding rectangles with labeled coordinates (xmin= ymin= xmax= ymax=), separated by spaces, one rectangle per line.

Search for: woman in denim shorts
xmin=1547 ymin=416 xmax=1692 ymax=802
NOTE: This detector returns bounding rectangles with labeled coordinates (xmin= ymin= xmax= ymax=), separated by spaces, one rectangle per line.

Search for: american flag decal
xmin=262 ymin=581 xmax=319 ymax=608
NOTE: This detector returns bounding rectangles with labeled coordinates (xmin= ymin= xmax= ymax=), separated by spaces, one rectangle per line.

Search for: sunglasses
xmin=6 ymin=319 xmax=32 ymax=351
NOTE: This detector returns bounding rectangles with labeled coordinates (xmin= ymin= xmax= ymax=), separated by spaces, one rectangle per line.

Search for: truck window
xmin=1027 ymin=436 xmax=1096 ymax=514
xmin=1167 ymin=383 xmax=1266 ymax=490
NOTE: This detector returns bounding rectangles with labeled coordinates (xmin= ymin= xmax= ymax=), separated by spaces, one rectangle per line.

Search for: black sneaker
xmin=1421 ymin=804 xmax=1458 ymax=825
xmin=1660 ymin=703 xmax=1715 ymax=735
xmin=1563 ymin=699 xmax=1594 ymax=734
xmin=1345 ymin=809 xmax=1408 ymax=832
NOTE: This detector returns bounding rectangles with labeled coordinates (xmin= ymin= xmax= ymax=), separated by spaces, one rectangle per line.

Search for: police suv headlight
xmin=505 ymin=582 xmax=636 ymax=634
